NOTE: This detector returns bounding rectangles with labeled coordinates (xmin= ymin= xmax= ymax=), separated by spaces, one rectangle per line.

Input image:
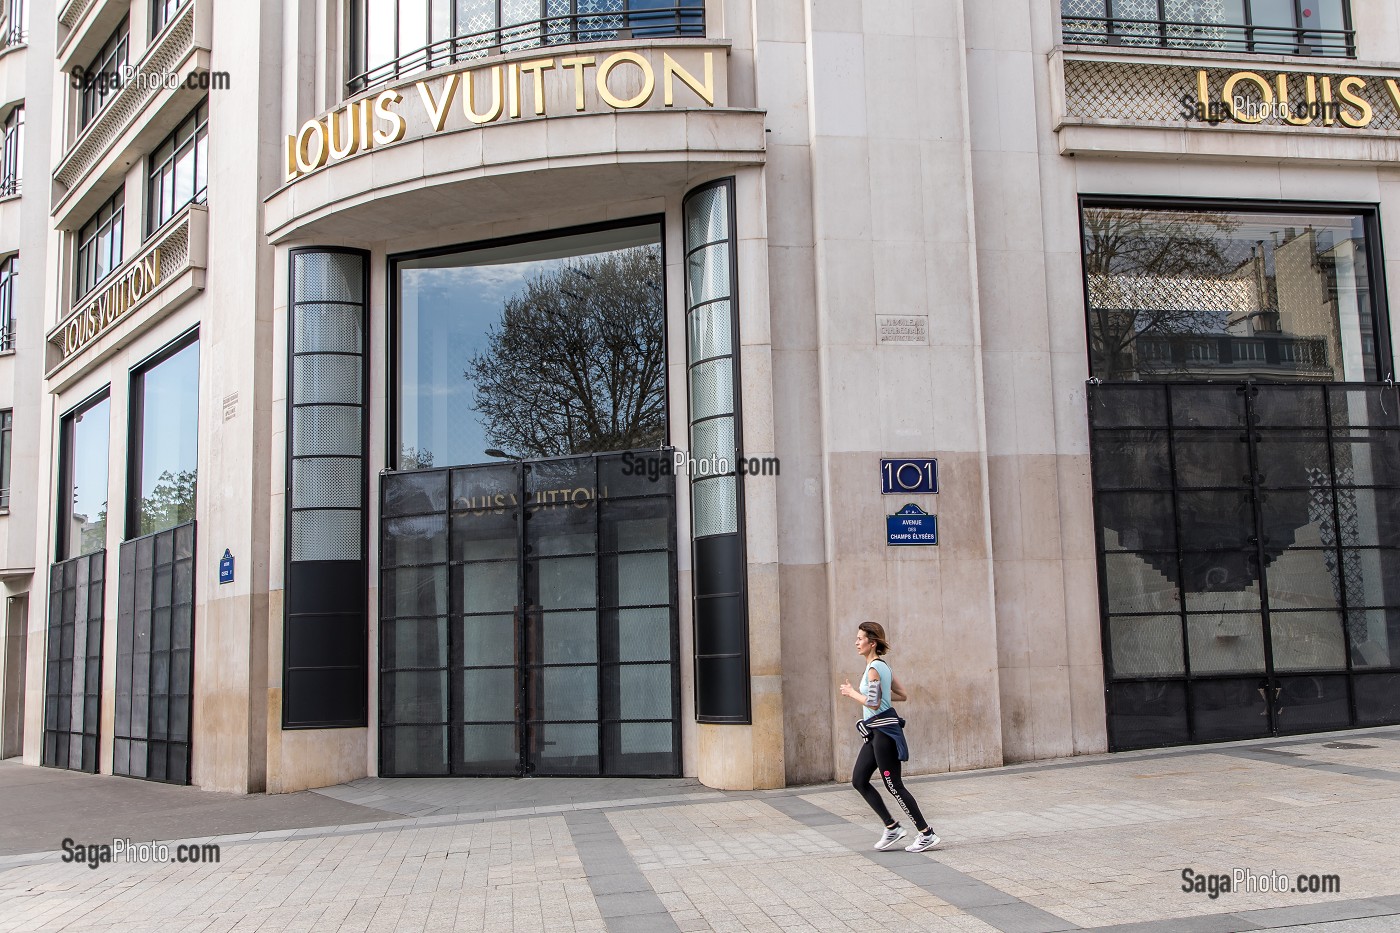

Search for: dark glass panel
xmin=1186 ymin=613 xmax=1265 ymax=674
xmin=1274 ymin=675 xmax=1350 ymax=733
xmin=383 ymin=725 xmax=449 ymax=775
xmin=1354 ymin=673 xmax=1400 ymax=725
xmin=1108 ymin=681 xmax=1189 ymax=750
xmin=1190 ymin=679 xmax=1271 ymax=741
xmin=1108 ymin=615 xmax=1184 ymax=678
xmin=1091 ymin=431 xmax=1170 ymax=490
xmin=1182 ymin=551 xmax=1261 ymax=611
xmin=1331 ymin=431 xmax=1400 ymax=487
xmin=382 ymin=514 xmax=447 ymax=567
xmin=1173 ymin=432 xmax=1250 ymax=489
xmin=528 ymin=723 xmax=599 ymax=775
xmin=1347 ymin=608 xmax=1400 ymax=669
xmin=1088 ymin=385 xmax=1167 ymax=428
xmin=1269 ymin=611 xmax=1346 ymax=671
xmin=1178 ymin=491 xmax=1254 ymax=551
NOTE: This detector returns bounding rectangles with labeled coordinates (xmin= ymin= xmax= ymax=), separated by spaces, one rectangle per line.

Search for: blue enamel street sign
xmin=881 ymin=458 xmax=938 ymax=495
xmin=219 ymin=549 xmax=235 ymax=584
xmin=887 ymin=503 xmax=938 ymax=546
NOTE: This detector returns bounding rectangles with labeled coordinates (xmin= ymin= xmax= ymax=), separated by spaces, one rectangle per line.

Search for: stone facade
xmin=3 ymin=0 xmax=1398 ymax=793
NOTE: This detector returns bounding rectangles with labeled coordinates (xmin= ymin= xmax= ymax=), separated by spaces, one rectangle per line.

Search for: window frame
xmin=347 ymin=0 xmax=707 ymax=94
xmin=0 ymin=409 xmax=11 ymax=511
xmin=1 ymin=105 xmax=23 ymax=198
xmin=386 ymin=214 xmax=671 ymax=471
xmin=80 ymin=19 xmax=129 ymax=131
xmin=75 ymin=190 xmax=125 ymax=301
xmin=146 ymin=99 xmax=208 ymax=237
xmin=0 ymin=254 xmax=14 ymax=353
xmin=56 ymin=386 xmax=112 ymax=562
xmin=1077 ymin=195 xmax=1394 ymax=384
xmin=125 ymin=329 xmax=200 ymax=540
xmin=150 ymin=0 xmax=188 ymax=38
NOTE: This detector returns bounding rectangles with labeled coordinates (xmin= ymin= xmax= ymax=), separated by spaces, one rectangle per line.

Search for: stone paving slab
xmin=1 ymin=726 xmax=1399 ymax=931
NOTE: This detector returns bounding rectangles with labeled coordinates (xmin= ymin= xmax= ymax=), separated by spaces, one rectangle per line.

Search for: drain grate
xmin=1322 ymin=742 xmax=1377 ymax=750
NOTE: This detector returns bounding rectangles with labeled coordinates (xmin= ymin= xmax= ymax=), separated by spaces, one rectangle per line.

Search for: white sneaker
xmin=905 ymin=830 xmax=941 ymax=852
xmin=873 ymin=825 xmax=907 ymax=850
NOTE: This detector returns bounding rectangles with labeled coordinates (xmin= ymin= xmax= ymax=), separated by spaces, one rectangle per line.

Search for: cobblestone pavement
xmin=2 ymin=727 xmax=1400 ymax=932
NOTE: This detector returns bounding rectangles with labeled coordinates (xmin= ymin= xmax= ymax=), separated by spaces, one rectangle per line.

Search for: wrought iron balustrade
xmin=348 ymin=1 xmax=705 ymax=95
xmin=1063 ymin=10 xmax=1355 ymax=58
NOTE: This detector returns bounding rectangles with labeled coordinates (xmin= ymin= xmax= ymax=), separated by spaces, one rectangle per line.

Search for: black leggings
xmin=852 ymin=730 xmax=929 ymax=832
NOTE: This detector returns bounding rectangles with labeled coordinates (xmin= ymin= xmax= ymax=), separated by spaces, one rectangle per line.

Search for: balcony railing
xmin=349 ymin=2 xmax=704 ymax=94
xmin=1062 ymin=14 xmax=1355 ymax=58
xmin=0 ymin=320 xmax=12 ymax=351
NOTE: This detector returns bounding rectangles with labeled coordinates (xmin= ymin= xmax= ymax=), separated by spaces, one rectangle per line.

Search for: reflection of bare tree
xmin=1084 ymin=208 xmax=1242 ymax=379
xmin=466 ymin=246 xmax=666 ymax=458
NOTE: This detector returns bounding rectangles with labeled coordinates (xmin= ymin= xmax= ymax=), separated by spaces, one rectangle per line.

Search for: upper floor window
xmin=1 ymin=105 xmax=22 ymax=197
xmin=1081 ymin=200 xmax=1387 ymax=382
xmin=151 ymin=0 xmax=188 ymax=37
xmin=1 ymin=0 xmax=26 ymax=48
xmin=59 ymin=391 xmax=110 ymax=560
xmin=349 ymin=0 xmax=705 ymax=93
xmin=148 ymin=99 xmax=207 ymax=234
xmin=0 ymin=410 xmax=10 ymax=510
xmin=76 ymin=191 xmax=124 ymax=300
xmin=0 ymin=255 xmax=14 ymax=352
xmin=80 ymin=20 xmax=129 ymax=131
xmin=1062 ymin=0 xmax=1354 ymax=58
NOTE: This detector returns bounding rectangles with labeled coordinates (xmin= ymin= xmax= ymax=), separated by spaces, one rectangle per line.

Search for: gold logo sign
xmin=1191 ymin=68 xmax=1400 ymax=127
xmin=59 ymin=251 xmax=162 ymax=360
xmin=285 ymin=49 xmax=716 ymax=181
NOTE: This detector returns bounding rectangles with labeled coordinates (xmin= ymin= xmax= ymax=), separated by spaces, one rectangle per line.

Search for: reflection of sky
xmin=400 ymin=258 xmax=572 ymax=468
xmin=140 ymin=341 xmax=199 ymax=502
xmin=69 ymin=396 xmax=110 ymax=557
xmin=397 ymin=225 xmax=660 ymax=469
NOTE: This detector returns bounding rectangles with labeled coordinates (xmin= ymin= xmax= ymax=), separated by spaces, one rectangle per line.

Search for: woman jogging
xmin=839 ymin=620 xmax=940 ymax=852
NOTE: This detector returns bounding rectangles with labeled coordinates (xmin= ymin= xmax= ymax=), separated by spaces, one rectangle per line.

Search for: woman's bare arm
xmin=890 ymin=675 xmax=907 ymax=703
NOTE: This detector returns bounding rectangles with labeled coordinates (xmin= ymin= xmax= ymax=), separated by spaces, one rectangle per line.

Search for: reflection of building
xmin=1 ymin=0 xmax=1398 ymax=793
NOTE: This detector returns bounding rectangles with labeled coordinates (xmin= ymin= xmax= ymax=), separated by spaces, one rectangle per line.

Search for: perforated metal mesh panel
xmin=293 ymin=406 xmax=363 ymax=457
xmin=291 ymin=510 xmax=363 ymax=562
xmin=293 ymin=458 xmax=364 ymax=510
xmin=295 ymin=304 xmax=365 ymax=354
xmin=286 ymin=249 xmax=369 ymax=728
xmin=1063 ymin=58 xmax=1400 ymax=131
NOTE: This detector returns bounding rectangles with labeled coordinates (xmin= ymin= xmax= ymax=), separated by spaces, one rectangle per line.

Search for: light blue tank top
xmin=860 ymin=659 xmax=892 ymax=721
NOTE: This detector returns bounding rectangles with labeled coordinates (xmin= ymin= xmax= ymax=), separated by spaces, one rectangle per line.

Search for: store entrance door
xmin=379 ymin=452 xmax=681 ymax=777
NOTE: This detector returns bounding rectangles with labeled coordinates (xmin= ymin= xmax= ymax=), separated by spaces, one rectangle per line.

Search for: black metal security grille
xmin=114 ymin=522 xmax=195 ymax=784
xmin=42 ymin=553 xmax=105 ymax=772
xmin=349 ymin=0 xmax=705 ymax=93
xmin=380 ymin=452 xmax=680 ymax=777
xmin=1091 ymin=382 xmax=1400 ymax=750
xmin=1062 ymin=0 xmax=1355 ymax=57
xmin=284 ymin=249 xmax=369 ymax=728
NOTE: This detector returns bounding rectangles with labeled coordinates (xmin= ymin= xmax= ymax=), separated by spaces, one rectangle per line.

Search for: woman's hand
xmin=839 ymin=678 xmax=859 ymax=700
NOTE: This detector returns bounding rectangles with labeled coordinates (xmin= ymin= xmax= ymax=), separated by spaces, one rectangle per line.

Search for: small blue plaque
xmin=219 ymin=549 xmax=235 ymax=584
xmin=881 ymin=458 xmax=938 ymax=495
xmin=887 ymin=503 xmax=938 ymax=546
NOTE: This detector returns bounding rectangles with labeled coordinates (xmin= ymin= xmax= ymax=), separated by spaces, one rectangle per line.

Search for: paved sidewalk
xmin=2 ymin=727 xmax=1399 ymax=932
